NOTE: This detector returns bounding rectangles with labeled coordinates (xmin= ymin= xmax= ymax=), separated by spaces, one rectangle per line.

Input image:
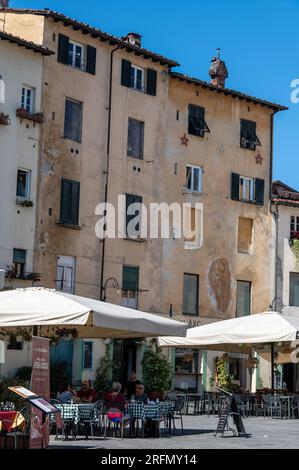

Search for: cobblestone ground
xmin=49 ymin=415 xmax=299 ymax=449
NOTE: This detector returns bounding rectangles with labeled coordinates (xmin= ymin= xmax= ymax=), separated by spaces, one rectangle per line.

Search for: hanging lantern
xmin=0 ymin=76 xmax=5 ymax=104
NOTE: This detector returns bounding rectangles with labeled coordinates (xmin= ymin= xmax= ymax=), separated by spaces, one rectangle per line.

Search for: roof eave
xmin=170 ymin=72 xmax=288 ymax=112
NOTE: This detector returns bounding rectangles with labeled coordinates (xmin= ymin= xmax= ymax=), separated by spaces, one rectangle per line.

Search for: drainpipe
xmin=100 ymin=45 xmax=121 ymax=301
xmin=269 ymin=111 xmax=279 ymax=306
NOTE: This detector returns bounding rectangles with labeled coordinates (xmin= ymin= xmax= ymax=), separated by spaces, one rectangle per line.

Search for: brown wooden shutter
xmin=146 ymin=69 xmax=157 ymax=96
xmin=86 ymin=45 xmax=96 ymax=75
xmin=58 ymin=34 xmax=69 ymax=65
xmin=121 ymin=59 xmax=131 ymax=87
xmin=231 ymin=173 xmax=240 ymax=201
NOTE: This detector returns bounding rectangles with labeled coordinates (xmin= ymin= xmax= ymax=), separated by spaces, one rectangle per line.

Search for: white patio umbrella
xmin=159 ymin=312 xmax=299 ymax=390
xmin=0 ymin=287 xmax=187 ymax=338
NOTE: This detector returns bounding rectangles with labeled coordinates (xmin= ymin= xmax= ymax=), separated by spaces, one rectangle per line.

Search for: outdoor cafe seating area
xmin=2 ymin=389 xmax=299 ymax=446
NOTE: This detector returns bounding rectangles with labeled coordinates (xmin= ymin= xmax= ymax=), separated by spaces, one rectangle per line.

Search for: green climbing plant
xmin=215 ymin=358 xmax=233 ymax=392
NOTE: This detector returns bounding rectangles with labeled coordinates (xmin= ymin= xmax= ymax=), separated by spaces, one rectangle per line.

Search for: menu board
xmin=8 ymin=386 xmax=38 ymax=399
xmin=28 ymin=397 xmax=59 ymax=415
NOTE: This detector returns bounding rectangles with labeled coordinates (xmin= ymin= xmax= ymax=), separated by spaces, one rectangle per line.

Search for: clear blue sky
xmin=10 ymin=0 xmax=299 ymax=189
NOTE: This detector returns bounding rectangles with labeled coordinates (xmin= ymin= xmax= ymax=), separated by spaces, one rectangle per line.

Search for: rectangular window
xmin=127 ymin=118 xmax=144 ymax=159
xmin=239 ymin=176 xmax=255 ymax=202
xmin=83 ymin=341 xmax=93 ymax=370
xmin=290 ymin=216 xmax=299 ymax=239
xmin=58 ymin=34 xmax=96 ymax=75
xmin=64 ymin=98 xmax=83 ymax=142
xmin=188 ymin=104 xmax=209 ymax=137
xmin=240 ymin=119 xmax=261 ymax=150
xmin=68 ymin=40 xmax=84 ymax=70
xmin=183 ymin=273 xmax=199 ymax=316
xmin=121 ymin=60 xmax=157 ymax=95
xmin=186 ymin=165 xmax=203 ymax=192
xmin=231 ymin=173 xmax=264 ymax=206
xmin=21 ymin=86 xmax=34 ymax=113
xmin=7 ymin=338 xmax=23 ymax=351
xmin=122 ymin=265 xmax=139 ymax=309
xmin=56 ymin=255 xmax=76 ymax=294
xmin=236 ymin=281 xmax=251 ymax=317
xmin=290 ymin=273 xmax=299 ymax=307
xmin=60 ymin=178 xmax=80 ymax=226
xmin=238 ymin=217 xmax=253 ymax=254
xmin=13 ymin=248 xmax=26 ymax=277
xmin=130 ymin=65 xmax=145 ymax=92
xmin=16 ymin=169 xmax=31 ymax=199
xmin=125 ymin=194 xmax=142 ymax=238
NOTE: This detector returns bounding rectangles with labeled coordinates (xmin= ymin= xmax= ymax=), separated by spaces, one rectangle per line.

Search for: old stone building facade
xmin=0 ymin=7 xmax=287 ymax=390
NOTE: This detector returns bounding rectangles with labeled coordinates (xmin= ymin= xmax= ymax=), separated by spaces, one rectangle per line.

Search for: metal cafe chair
xmin=78 ymin=403 xmax=103 ymax=439
xmin=4 ymin=406 xmax=31 ymax=449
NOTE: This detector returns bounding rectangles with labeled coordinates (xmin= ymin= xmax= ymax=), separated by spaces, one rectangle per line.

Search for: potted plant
xmin=94 ymin=345 xmax=119 ymax=396
xmin=141 ymin=339 xmax=173 ymax=400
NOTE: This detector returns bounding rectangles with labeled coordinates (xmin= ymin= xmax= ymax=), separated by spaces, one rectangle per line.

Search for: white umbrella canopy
xmin=159 ymin=312 xmax=299 ymax=352
xmin=0 ymin=288 xmax=187 ymax=338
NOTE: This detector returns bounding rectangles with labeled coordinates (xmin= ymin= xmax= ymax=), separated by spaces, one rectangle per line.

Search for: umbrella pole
xmin=271 ymin=343 xmax=275 ymax=394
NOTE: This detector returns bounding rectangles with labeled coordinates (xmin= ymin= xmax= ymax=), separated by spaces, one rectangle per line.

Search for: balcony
xmin=5 ymin=269 xmax=41 ymax=282
xmin=0 ymin=113 xmax=11 ymax=126
xmin=16 ymin=197 xmax=34 ymax=207
xmin=16 ymin=108 xmax=45 ymax=124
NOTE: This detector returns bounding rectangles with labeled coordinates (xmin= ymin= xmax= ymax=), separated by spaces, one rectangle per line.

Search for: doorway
xmin=112 ymin=340 xmax=137 ymax=390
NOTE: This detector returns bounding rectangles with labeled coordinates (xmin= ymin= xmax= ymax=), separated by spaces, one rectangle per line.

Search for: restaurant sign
xmin=30 ymin=336 xmax=50 ymax=449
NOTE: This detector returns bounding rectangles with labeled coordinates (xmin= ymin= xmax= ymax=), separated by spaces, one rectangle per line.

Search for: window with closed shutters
xmin=125 ymin=194 xmax=142 ymax=238
xmin=183 ymin=273 xmax=199 ymax=316
xmin=127 ymin=118 xmax=144 ymax=159
xmin=236 ymin=281 xmax=251 ymax=317
xmin=60 ymin=178 xmax=80 ymax=226
xmin=290 ymin=273 xmax=299 ymax=307
xmin=64 ymin=98 xmax=83 ymax=142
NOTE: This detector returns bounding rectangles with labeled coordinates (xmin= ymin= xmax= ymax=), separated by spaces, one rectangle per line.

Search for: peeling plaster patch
xmin=46 ymin=147 xmax=62 ymax=159
xmin=41 ymin=162 xmax=55 ymax=175
xmin=207 ymin=258 xmax=231 ymax=317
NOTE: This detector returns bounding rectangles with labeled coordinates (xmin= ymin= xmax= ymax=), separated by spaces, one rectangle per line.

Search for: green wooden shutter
xmin=255 ymin=178 xmax=265 ymax=206
xmin=60 ymin=179 xmax=71 ymax=223
xmin=146 ymin=69 xmax=157 ymax=96
xmin=121 ymin=59 xmax=131 ymax=87
xmin=70 ymin=181 xmax=80 ymax=225
xmin=58 ymin=34 xmax=69 ymax=65
xmin=231 ymin=173 xmax=240 ymax=201
xmin=86 ymin=45 xmax=96 ymax=75
xmin=122 ymin=266 xmax=139 ymax=291
xmin=126 ymin=194 xmax=142 ymax=235
xmin=60 ymin=179 xmax=80 ymax=225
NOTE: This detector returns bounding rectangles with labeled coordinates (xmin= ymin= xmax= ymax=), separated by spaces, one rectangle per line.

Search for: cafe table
xmin=278 ymin=395 xmax=293 ymax=419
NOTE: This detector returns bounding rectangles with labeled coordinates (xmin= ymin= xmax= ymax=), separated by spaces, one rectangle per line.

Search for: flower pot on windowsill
xmin=16 ymin=108 xmax=45 ymax=124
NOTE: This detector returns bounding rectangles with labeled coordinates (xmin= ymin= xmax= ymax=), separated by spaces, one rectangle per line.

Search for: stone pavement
xmin=49 ymin=415 xmax=299 ymax=449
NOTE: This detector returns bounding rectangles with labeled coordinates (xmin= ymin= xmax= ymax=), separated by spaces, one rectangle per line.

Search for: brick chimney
xmin=123 ymin=32 xmax=142 ymax=47
xmin=209 ymin=49 xmax=228 ymax=88
xmin=0 ymin=0 xmax=9 ymax=8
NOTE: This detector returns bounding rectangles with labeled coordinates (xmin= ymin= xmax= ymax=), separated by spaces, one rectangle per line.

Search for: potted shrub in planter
xmin=141 ymin=340 xmax=173 ymax=401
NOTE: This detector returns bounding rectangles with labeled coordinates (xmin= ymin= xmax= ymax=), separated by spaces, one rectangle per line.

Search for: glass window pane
xmin=236 ymin=281 xmax=251 ymax=317
xmin=290 ymin=273 xmax=299 ymax=307
xmin=186 ymin=167 xmax=192 ymax=190
xmin=83 ymin=342 xmax=93 ymax=370
xmin=183 ymin=274 xmax=198 ymax=315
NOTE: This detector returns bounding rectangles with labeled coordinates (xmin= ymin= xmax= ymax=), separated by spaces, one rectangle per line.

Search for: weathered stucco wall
xmin=0 ymin=36 xmax=42 ymax=285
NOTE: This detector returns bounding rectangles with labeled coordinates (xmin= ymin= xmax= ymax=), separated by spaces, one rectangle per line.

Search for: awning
xmin=159 ymin=312 xmax=299 ymax=351
xmin=0 ymin=288 xmax=187 ymax=338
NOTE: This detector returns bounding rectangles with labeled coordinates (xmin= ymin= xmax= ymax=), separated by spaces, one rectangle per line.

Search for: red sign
xmin=29 ymin=336 xmax=50 ymax=449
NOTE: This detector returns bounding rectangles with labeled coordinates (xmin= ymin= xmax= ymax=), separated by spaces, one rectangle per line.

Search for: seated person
xmin=131 ymin=383 xmax=148 ymax=404
xmin=104 ymin=382 xmax=126 ymax=411
xmin=57 ymin=383 xmax=76 ymax=404
xmin=76 ymin=380 xmax=97 ymax=403
xmin=124 ymin=371 xmax=139 ymax=399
